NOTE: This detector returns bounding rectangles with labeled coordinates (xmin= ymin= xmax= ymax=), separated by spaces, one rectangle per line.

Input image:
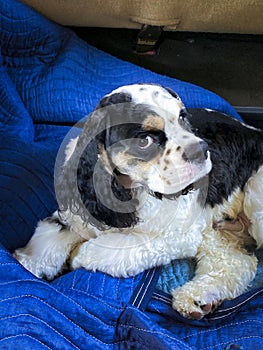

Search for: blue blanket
xmin=1 ymin=1 xmax=263 ymax=349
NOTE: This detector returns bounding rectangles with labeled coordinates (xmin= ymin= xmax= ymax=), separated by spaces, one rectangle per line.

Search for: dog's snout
xmin=183 ymin=141 xmax=209 ymax=163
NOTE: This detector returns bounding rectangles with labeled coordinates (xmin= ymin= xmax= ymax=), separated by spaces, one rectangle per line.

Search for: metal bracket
xmin=135 ymin=24 xmax=163 ymax=54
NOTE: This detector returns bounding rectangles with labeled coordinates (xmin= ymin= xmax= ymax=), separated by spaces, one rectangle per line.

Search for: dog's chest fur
xmin=132 ymin=189 xmax=206 ymax=237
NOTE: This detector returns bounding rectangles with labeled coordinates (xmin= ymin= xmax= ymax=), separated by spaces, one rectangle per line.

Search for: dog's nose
xmin=199 ymin=141 xmax=209 ymax=159
xmin=183 ymin=141 xmax=209 ymax=163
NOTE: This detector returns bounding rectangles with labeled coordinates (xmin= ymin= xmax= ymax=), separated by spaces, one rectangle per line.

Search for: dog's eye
xmin=138 ymin=135 xmax=154 ymax=149
xmin=179 ymin=110 xmax=192 ymax=131
xmin=179 ymin=110 xmax=188 ymax=123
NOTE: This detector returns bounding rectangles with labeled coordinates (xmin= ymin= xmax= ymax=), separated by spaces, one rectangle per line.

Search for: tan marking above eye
xmin=142 ymin=115 xmax=165 ymax=131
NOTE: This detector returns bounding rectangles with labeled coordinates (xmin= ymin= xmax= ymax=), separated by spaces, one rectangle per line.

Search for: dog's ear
xmin=56 ymin=93 xmax=139 ymax=230
xmin=162 ymin=86 xmax=181 ymax=101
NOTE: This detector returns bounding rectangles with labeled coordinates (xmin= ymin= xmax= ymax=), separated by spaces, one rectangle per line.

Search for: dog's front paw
xmin=13 ymin=248 xmax=62 ymax=280
xmin=172 ymin=281 xmax=222 ymax=320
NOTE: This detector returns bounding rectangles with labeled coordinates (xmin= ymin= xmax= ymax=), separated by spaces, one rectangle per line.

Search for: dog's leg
xmin=172 ymin=228 xmax=258 ymax=319
xmin=69 ymin=226 xmax=203 ymax=278
xmin=13 ymin=213 xmax=84 ymax=280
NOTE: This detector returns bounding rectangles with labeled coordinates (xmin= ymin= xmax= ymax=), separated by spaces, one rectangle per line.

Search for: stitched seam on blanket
xmin=131 ymin=270 xmax=151 ymax=306
xmin=70 ymin=283 xmax=127 ymax=308
xmin=202 ymin=336 xmax=263 ymax=350
xmin=152 ymin=290 xmax=263 ymax=319
xmin=0 ymin=314 xmax=81 ymax=349
xmin=210 ymin=308 xmax=253 ymax=320
xmin=116 ymin=278 xmax=120 ymax=300
xmin=100 ymin=274 xmax=106 ymax=297
xmin=1 ymin=294 xmax=114 ymax=330
xmin=0 ymin=334 xmax=53 ymax=349
xmin=1 ymin=295 xmax=122 ymax=346
xmin=0 ymin=279 xmax=123 ymax=310
xmin=152 ymin=292 xmax=172 ymax=302
xmin=151 ymin=304 xmax=162 ymax=315
xmin=215 ymin=289 xmax=263 ymax=313
xmin=152 ymin=294 xmax=171 ymax=305
xmin=71 ymin=270 xmax=77 ymax=289
xmin=85 ymin=272 xmax=92 ymax=293
xmin=137 ymin=270 xmax=157 ymax=309
xmin=0 ymin=262 xmax=21 ymax=266
xmin=181 ymin=319 xmax=263 ymax=340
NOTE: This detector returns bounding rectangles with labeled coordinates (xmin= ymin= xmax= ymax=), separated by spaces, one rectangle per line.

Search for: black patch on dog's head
xmin=56 ymin=92 xmax=167 ymax=230
xmin=97 ymin=92 xmax=132 ymax=109
xmin=162 ymin=86 xmax=180 ymax=100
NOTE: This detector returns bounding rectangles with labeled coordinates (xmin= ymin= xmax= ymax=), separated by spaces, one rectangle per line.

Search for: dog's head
xmin=56 ymin=84 xmax=212 ymax=229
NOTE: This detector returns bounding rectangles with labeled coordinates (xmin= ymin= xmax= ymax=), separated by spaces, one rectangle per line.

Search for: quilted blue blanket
xmin=1 ymin=1 xmax=263 ymax=349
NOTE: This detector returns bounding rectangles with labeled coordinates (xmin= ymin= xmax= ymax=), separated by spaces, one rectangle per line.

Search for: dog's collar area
xmin=154 ymin=183 xmax=196 ymax=200
xmin=181 ymin=183 xmax=195 ymax=195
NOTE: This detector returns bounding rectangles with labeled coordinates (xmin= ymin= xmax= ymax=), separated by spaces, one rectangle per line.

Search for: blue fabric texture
xmin=0 ymin=0 xmax=262 ymax=349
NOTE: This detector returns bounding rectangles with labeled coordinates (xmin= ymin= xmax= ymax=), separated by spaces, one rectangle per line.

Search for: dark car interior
xmin=22 ymin=0 xmax=263 ymax=129
xmin=75 ymin=28 xmax=263 ymax=129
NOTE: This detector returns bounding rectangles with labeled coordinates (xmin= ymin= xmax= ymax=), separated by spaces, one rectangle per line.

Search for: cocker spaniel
xmin=14 ymin=84 xmax=263 ymax=320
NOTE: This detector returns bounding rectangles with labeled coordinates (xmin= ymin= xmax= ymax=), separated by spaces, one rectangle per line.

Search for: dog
xmin=14 ymin=83 xmax=263 ymax=320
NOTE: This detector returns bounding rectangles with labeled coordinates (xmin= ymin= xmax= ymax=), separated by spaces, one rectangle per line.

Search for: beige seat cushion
xmin=22 ymin=0 xmax=263 ymax=34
